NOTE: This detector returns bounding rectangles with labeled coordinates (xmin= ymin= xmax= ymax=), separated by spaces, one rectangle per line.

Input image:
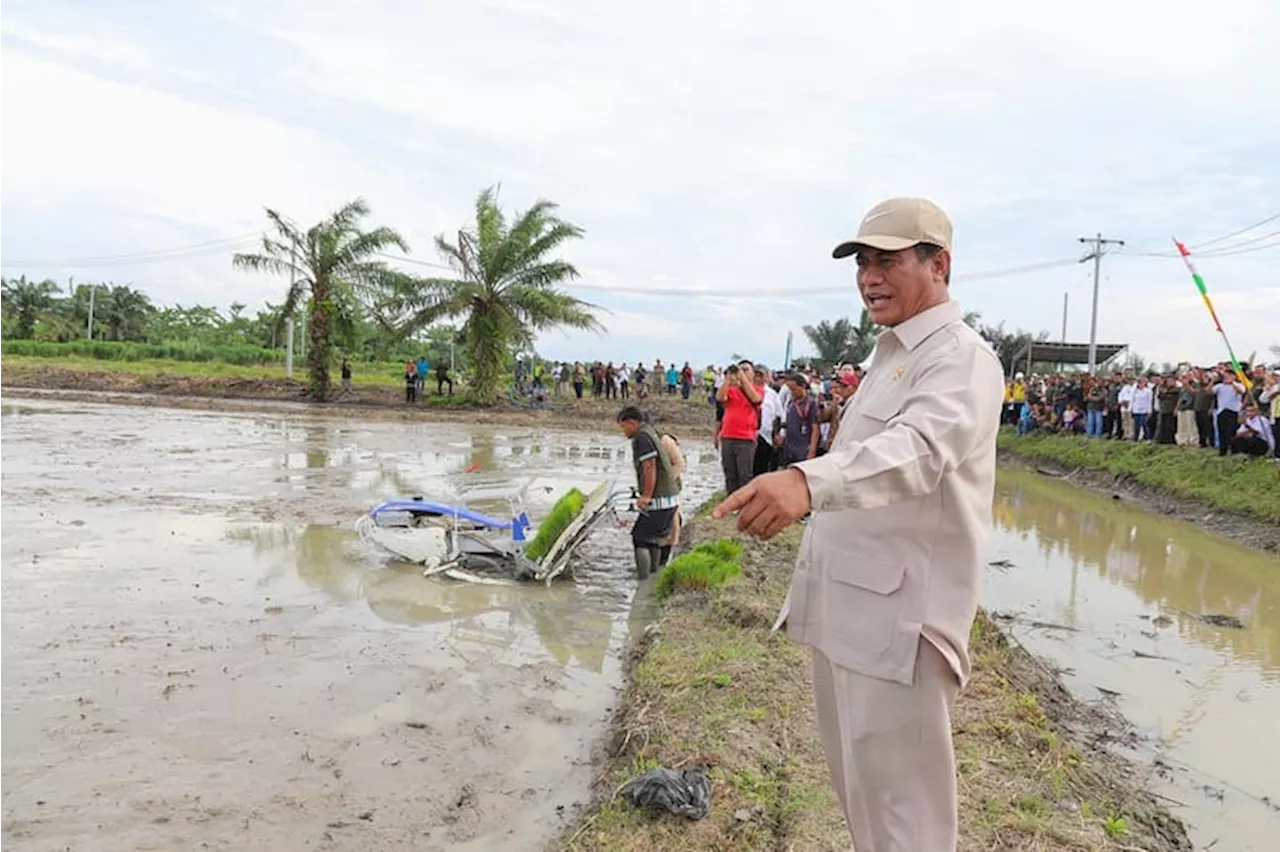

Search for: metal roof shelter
xmin=1009 ymin=341 xmax=1128 ymax=376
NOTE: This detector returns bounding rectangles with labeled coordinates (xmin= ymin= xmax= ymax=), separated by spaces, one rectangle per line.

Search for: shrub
xmin=524 ymin=488 xmax=587 ymax=562
xmin=654 ymin=544 xmax=742 ymax=601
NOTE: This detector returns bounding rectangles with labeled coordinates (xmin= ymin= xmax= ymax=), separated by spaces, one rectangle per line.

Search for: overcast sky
xmin=3 ymin=0 xmax=1277 ymax=368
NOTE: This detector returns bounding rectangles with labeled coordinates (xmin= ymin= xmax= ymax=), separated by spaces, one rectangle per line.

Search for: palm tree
xmin=847 ymin=308 xmax=880 ymax=365
xmin=802 ymin=318 xmax=855 ymax=368
xmin=234 ymin=199 xmax=408 ymax=400
xmin=392 ymin=186 xmax=602 ymax=404
xmin=99 ymin=284 xmax=155 ymax=341
xmin=1 ymin=276 xmax=61 ymax=338
xmin=802 ymin=308 xmax=881 ymax=369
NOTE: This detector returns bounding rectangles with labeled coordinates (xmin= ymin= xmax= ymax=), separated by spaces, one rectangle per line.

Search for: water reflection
xmin=993 ymin=470 xmax=1278 ymax=674
xmin=987 ymin=469 xmax=1280 ymax=851
xmin=468 ymin=432 xmax=496 ymax=473
xmin=225 ymin=523 xmax=618 ymax=672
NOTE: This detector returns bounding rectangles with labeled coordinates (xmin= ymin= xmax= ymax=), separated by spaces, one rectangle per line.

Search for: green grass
xmin=654 ymin=542 xmax=743 ymax=601
xmin=691 ymin=538 xmax=744 ymax=562
xmin=559 ymin=511 xmax=1189 ymax=851
xmin=2 ymin=338 xmax=283 ymax=365
xmin=998 ymin=428 xmax=1280 ymax=523
xmin=524 ymin=488 xmax=587 ymax=562
xmin=1 ymin=352 xmax=413 ymax=388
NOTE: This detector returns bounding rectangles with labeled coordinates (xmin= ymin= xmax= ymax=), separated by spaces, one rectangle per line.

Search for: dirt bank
xmin=0 ymin=363 xmax=720 ymax=434
xmin=998 ymin=432 xmax=1280 ymax=550
xmin=558 ymin=509 xmax=1191 ymax=851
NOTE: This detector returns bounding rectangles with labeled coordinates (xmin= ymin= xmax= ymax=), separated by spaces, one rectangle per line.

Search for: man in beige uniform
xmin=715 ymin=198 xmax=1003 ymax=851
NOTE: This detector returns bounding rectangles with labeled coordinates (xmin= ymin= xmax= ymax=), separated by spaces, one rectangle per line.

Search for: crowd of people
xmin=397 ymin=356 xmax=453 ymax=402
xmin=508 ymin=354 xmax=863 ymax=498
xmin=516 ymin=359 xmax=711 ymax=401
xmin=708 ymin=360 xmax=868 ymax=494
xmin=1004 ymin=362 xmax=1279 ymax=459
xmin=613 ymin=358 xmax=858 ymax=574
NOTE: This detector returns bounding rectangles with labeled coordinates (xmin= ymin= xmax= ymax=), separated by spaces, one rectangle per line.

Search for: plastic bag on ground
xmin=619 ymin=765 xmax=711 ymax=820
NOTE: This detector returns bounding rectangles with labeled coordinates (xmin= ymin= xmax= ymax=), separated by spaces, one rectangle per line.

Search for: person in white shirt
xmin=1117 ymin=379 xmax=1137 ymax=440
xmin=1232 ymin=404 xmax=1275 ymax=457
xmin=1212 ymin=367 xmax=1246 ymax=456
xmin=754 ymin=364 xmax=787 ymax=475
xmin=1129 ymin=377 xmax=1154 ymax=441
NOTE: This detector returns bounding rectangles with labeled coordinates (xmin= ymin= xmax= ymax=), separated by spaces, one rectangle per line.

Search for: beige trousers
xmin=1121 ymin=410 xmax=1134 ymax=440
xmin=812 ymin=640 xmax=960 ymax=852
xmin=1175 ymin=410 xmax=1197 ymax=446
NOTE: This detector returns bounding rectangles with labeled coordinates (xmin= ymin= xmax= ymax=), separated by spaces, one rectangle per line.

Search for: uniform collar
xmin=885 ymin=299 xmax=964 ymax=351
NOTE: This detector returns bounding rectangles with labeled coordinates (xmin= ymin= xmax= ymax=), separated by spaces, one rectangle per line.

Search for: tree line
xmin=3 ymin=186 xmax=600 ymax=404
xmin=800 ymin=308 xmax=1171 ymax=376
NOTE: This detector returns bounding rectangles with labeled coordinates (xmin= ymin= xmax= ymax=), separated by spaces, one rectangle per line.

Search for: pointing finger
xmin=712 ymin=482 xmax=754 ymax=519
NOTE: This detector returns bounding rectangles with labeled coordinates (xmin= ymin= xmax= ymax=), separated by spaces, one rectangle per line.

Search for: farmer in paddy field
xmin=714 ymin=198 xmax=1003 ymax=851
xmin=616 ymin=406 xmax=679 ymax=580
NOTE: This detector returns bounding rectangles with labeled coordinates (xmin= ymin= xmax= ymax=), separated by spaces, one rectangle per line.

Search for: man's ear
xmin=934 ymin=249 xmax=952 ymax=285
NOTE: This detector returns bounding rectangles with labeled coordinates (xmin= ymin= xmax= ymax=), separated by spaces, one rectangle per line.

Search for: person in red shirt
xmin=716 ymin=360 xmax=762 ymax=494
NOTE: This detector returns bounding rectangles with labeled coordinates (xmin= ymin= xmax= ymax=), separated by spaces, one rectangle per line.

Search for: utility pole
xmin=1061 ymin=292 xmax=1068 ymax=343
xmin=1078 ymin=233 xmax=1125 ymax=373
xmin=86 ymin=284 xmax=97 ymax=339
xmin=285 ymin=319 xmax=294 ymax=378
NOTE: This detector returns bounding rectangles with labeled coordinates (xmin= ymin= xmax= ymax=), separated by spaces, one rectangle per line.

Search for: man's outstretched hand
xmin=712 ymin=468 xmax=812 ymax=539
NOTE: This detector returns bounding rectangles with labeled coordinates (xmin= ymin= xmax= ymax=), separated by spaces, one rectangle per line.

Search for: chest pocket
xmin=837 ymin=388 xmax=903 ymax=446
xmin=858 ymin=393 xmax=902 ymax=422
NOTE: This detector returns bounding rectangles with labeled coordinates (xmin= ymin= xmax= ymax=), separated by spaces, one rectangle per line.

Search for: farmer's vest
xmin=635 ymin=424 xmax=679 ymax=504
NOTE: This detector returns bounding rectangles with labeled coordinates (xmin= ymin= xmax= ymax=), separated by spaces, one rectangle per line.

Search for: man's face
xmin=788 ymin=380 xmax=806 ymax=400
xmin=618 ymin=419 xmax=639 ymax=439
xmin=854 ymin=245 xmax=948 ymax=326
xmin=738 ymin=363 xmax=755 ymax=384
xmin=833 ymin=380 xmax=855 ymax=402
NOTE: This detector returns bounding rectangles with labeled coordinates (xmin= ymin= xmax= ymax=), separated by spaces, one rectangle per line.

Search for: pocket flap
xmin=855 ymin=395 xmax=901 ymax=423
xmin=830 ymin=560 xmax=907 ymax=596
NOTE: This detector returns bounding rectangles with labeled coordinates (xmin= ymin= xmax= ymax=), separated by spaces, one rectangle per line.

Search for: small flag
xmin=1173 ymin=239 xmax=1251 ymax=388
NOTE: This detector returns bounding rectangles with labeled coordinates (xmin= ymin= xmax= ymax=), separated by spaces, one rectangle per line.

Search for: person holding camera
xmin=715 ymin=359 xmax=762 ymax=494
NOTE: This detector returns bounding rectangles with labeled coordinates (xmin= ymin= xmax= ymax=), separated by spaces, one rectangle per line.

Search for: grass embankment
xmin=560 ymin=501 xmax=1189 ymax=852
xmin=998 ymin=429 xmax=1280 ymax=524
xmin=0 ymin=351 xmax=410 ymax=388
xmin=1 ymin=338 xmax=284 ymax=365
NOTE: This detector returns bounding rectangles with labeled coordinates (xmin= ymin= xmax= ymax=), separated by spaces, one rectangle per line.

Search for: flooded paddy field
xmin=1 ymin=399 xmax=718 ymax=851
xmin=987 ymin=469 xmax=1280 ymax=851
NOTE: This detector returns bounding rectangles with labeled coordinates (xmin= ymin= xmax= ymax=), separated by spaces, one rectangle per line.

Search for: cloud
xmin=2 ymin=0 xmax=1278 ymax=368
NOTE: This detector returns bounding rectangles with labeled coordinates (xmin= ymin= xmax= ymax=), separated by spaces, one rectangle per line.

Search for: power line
xmin=1129 ymin=229 xmax=1280 ymax=258
xmin=375 ymin=253 xmax=1083 ymax=298
xmin=1125 ymin=213 xmax=1280 ymax=257
xmin=1189 ymin=212 xmax=1280 ymax=249
xmin=1182 ymin=235 xmax=1280 ymax=258
xmin=1 ymin=234 xmax=259 ymax=269
xmin=377 ymin=253 xmax=454 ymax=271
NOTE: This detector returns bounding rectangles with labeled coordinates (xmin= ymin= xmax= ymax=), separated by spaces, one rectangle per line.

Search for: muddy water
xmin=987 ymin=469 xmax=1280 ymax=851
xmin=0 ymin=400 xmax=717 ymax=851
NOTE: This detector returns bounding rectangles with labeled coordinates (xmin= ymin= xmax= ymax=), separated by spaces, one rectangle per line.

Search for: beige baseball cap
xmin=832 ymin=197 xmax=953 ymax=259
